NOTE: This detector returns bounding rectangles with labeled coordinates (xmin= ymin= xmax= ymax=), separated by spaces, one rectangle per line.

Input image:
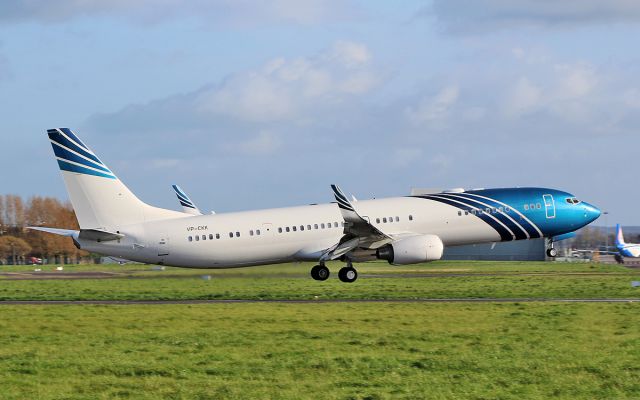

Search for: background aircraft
xmin=615 ymin=224 xmax=640 ymax=258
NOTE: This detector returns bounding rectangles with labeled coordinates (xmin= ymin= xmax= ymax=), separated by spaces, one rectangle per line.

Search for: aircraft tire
xmin=338 ymin=266 xmax=358 ymax=283
xmin=546 ymin=248 xmax=558 ymax=258
xmin=311 ymin=265 xmax=330 ymax=281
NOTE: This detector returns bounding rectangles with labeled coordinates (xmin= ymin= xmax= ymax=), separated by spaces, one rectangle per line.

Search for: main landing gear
xmin=338 ymin=263 xmax=358 ymax=283
xmin=310 ymin=264 xmax=330 ymax=281
xmin=310 ymin=262 xmax=358 ymax=283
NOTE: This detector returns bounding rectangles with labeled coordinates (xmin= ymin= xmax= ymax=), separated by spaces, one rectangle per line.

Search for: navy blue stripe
xmin=57 ymin=160 xmax=115 ymax=179
xmin=176 ymin=192 xmax=190 ymax=203
xmin=48 ymin=130 xmax=103 ymax=166
xmin=455 ymin=193 xmax=541 ymax=239
xmin=337 ymin=202 xmax=354 ymax=211
xmin=59 ymin=128 xmax=90 ymax=151
xmin=172 ymin=185 xmax=188 ymax=199
xmin=179 ymin=200 xmax=195 ymax=209
xmin=175 ymin=192 xmax=190 ymax=204
xmin=51 ymin=142 xmax=112 ymax=174
xmin=336 ymin=198 xmax=354 ymax=211
xmin=423 ymin=196 xmax=513 ymax=241
xmin=436 ymin=194 xmax=528 ymax=240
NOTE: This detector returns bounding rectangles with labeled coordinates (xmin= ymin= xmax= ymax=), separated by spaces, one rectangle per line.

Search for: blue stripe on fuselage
xmin=420 ymin=195 xmax=513 ymax=241
xmin=434 ymin=193 xmax=529 ymax=240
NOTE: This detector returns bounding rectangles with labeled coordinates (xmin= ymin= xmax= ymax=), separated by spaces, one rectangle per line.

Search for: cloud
xmin=226 ymin=130 xmax=282 ymax=156
xmin=0 ymin=0 xmax=357 ymax=26
xmin=426 ymin=0 xmax=640 ymax=34
xmin=90 ymin=41 xmax=381 ymax=131
xmin=192 ymin=43 xmax=380 ymax=123
xmin=405 ymin=85 xmax=459 ymax=127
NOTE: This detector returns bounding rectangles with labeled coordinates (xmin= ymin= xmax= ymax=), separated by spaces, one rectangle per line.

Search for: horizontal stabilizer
xmin=28 ymin=227 xmax=124 ymax=242
xmin=27 ymin=227 xmax=78 ymax=237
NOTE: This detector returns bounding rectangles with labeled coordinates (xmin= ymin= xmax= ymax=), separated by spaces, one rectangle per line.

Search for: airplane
xmin=615 ymin=224 xmax=640 ymax=258
xmin=172 ymin=184 xmax=204 ymax=215
xmin=30 ymin=128 xmax=601 ymax=282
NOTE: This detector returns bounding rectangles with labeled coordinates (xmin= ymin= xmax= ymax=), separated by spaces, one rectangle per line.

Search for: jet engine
xmin=376 ymin=234 xmax=444 ymax=265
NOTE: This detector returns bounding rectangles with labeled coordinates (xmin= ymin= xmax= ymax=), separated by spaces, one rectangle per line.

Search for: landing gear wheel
xmin=311 ymin=265 xmax=330 ymax=281
xmin=338 ymin=266 xmax=358 ymax=283
xmin=546 ymin=248 xmax=558 ymax=258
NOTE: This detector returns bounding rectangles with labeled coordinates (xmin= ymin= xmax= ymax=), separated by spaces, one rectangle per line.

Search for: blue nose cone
xmin=582 ymin=202 xmax=601 ymax=224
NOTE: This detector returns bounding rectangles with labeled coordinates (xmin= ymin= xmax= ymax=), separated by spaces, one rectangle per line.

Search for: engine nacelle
xmin=376 ymin=234 xmax=444 ymax=265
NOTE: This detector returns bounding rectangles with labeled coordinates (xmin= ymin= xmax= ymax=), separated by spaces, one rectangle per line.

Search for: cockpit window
xmin=565 ymin=197 xmax=581 ymax=205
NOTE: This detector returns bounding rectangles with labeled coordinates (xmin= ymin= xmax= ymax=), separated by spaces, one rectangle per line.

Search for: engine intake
xmin=376 ymin=234 xmax=444 ymax=265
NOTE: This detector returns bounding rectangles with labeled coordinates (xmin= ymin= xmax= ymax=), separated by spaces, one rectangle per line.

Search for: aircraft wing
xmin=321 ymin=185 xmax=394 ymax=261
xmin=172 ymin=184 xmax=204 ymax=215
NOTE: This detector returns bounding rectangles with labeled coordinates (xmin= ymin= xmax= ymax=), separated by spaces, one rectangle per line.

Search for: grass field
xmin=1 ymin=261 xmax=639 ymax=301
xmin=1 ymin=261 xmax=640 ymax=399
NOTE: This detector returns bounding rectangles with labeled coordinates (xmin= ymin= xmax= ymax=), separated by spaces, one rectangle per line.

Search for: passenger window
xmin=235 ymin=232 xmax=240 ymax=237
xmin=209 ymin=234 xmax=213 ymax=240
xmin=321 ymin=223 xmax=325 ymax=229
xmin=229 ymin=232 xmax=233 ymax=238
xmin=383 ymin=217 xmax=387 ymax=223
xmin=307 ymin=225 xmax=311 ymax=230
xmin=188 ymin=236 xmax=193 ymax=242
xmin=257 ymin=230 xmax=261 ymax=235
xmin=300 ymin=225 xmax=304 ymax=231
xmin=216 ymin=233 xmax=220 ymax=239
xmin=395 ymin=216 xmax=399 ymax=222
xmin=202 ymin=235 xmax=206 ymax=240
xmin=195 ymin=236 xmax=200 ymax=241
xmin=314 ymin=224 xmax=318 ymax=229
xmin=536 ymin=203 xmax=541 ymax=209
xmin=286 ymin=227 xmax=290 ymax=232
xmin=293 ymin=226 xmax=297 ymax=232
xmin=250 ymin=230 xmax=254 ymax=236
xmin=334 ymin=222 xmax=339 ymax=228
xmin=409 ymin=215 xmax=413 ymax=221
xmin=278 ymin=227 xmax=283 ymax=233
xmin=458 ymin=211 xmax=462 ymax=216
xmin=376 ymin=218 xmax=380 ymax=223
xmin=524 ymin=204 xmax=529 ymax=211
xmin=464 ymin=211 xmax=469 ymax=216
xmin=505 ymin=207 xmax=511 ymax=213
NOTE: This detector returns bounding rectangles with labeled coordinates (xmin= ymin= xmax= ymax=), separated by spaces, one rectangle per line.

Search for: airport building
xmin=443 ymin=238 xmax=546 ymax=261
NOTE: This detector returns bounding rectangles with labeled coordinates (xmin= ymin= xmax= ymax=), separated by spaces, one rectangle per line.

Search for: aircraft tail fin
xmin=615 ymin=224 xmax=626 ymax=247
xmin=47 ymin=128 xmax=183 ymax=231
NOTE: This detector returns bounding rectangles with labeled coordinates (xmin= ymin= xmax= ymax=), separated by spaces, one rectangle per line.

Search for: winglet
xmin=172 ymin=184 xmax=203 ymax=215
xmin=331 ymin=184 xmax=355 ymax=212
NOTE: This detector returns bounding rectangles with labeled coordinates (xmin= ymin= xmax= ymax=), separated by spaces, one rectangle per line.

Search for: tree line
xmin=0 ymin=195 xmax=90 ymax=265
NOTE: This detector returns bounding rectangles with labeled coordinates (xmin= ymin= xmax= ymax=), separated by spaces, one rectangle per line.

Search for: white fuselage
xmin=78 ymin=197 xmax=502 ymax=268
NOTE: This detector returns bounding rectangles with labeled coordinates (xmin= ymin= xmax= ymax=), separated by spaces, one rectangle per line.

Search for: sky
xmin=0 ymin=0 xmax=638 ymax=226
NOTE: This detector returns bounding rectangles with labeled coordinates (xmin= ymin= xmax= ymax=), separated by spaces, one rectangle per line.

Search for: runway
xmin=1 ymin=271 xmax=636 ymax=280
xmin=0 ymin=298 xmax=638 ymax=305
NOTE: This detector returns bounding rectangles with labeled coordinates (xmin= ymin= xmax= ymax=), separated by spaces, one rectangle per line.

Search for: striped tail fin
xmin=47 ymin=128 xmax=183 ymax=230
